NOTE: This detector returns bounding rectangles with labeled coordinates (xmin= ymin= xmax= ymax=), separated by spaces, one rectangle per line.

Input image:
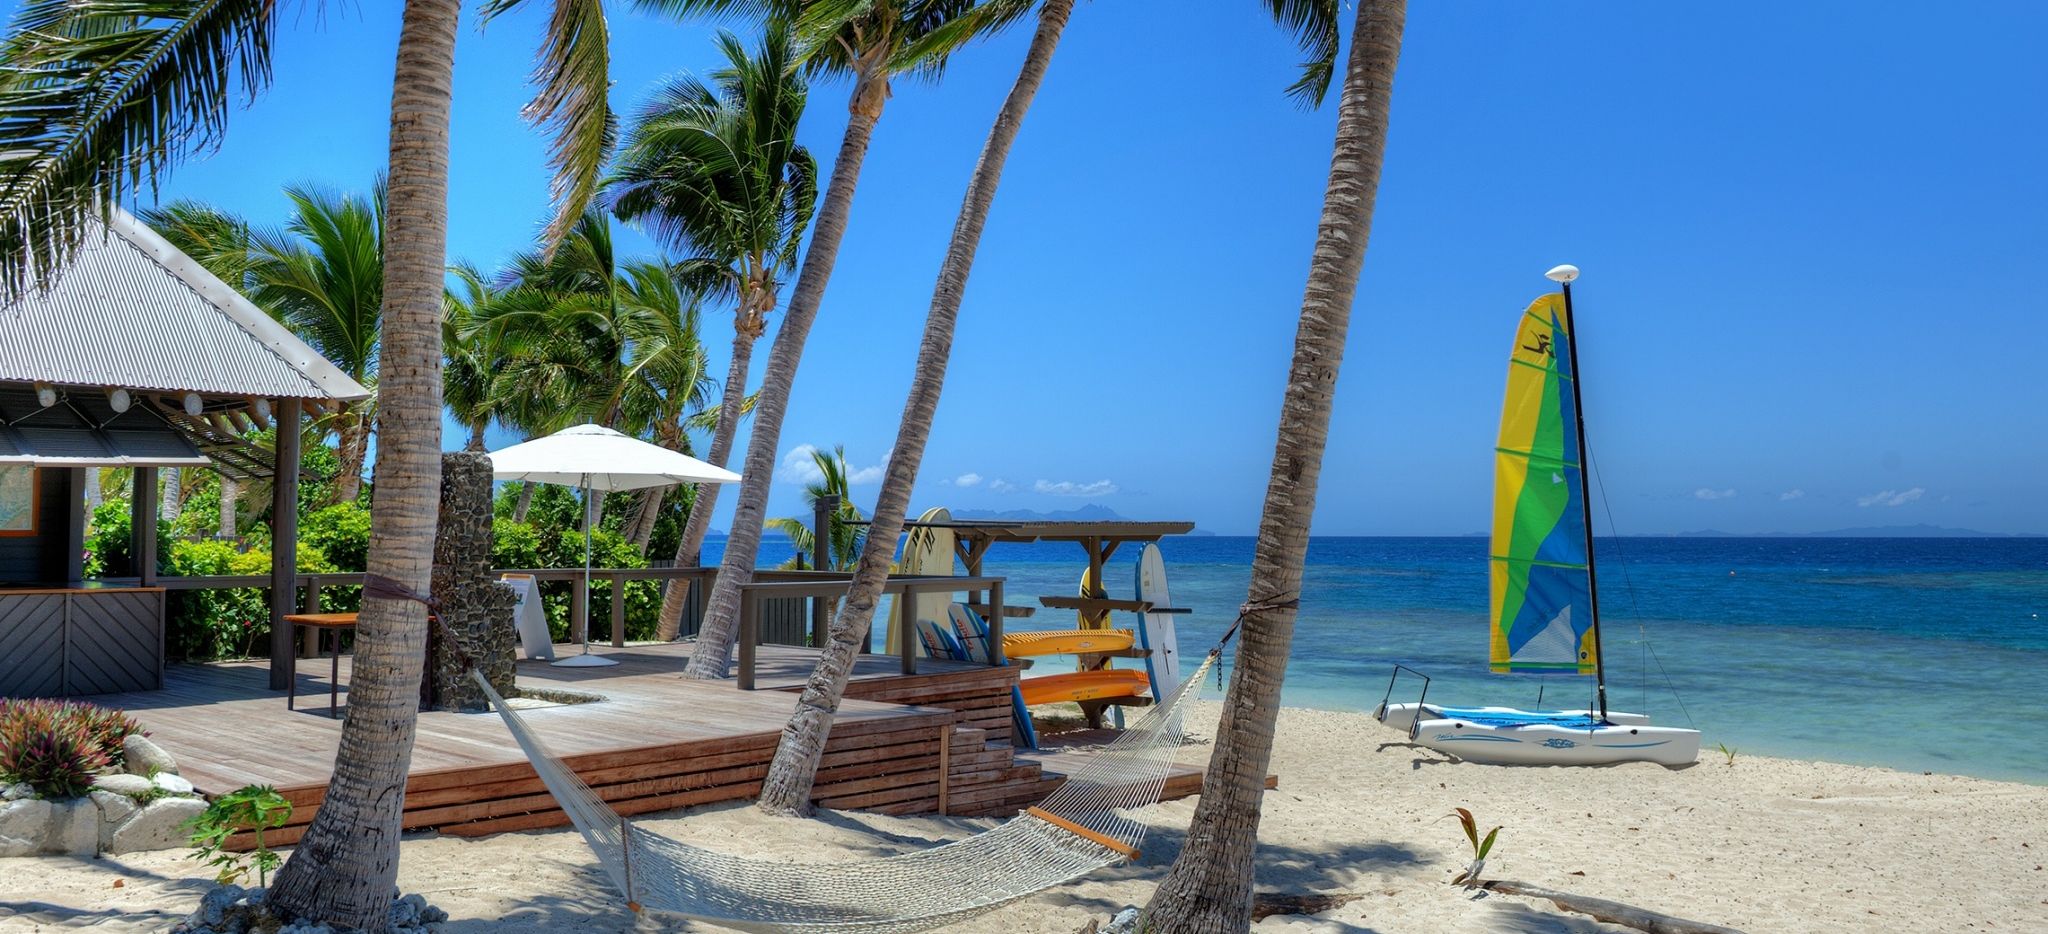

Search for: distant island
xmin=1673 ymin=524 xmax=2044 ymax=539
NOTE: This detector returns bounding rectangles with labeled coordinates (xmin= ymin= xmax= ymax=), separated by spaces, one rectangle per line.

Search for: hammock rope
xmin=470 ymin=651 xmax=1220 ymax=934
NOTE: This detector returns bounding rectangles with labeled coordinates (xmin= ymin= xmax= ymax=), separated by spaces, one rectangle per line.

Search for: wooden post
xmin=936 ymin=725 xmax=952 ymax=816
xmin=610 ymin=572 xmax=625 ymax=648
xmin=130 ymin=467 xmax=158 ymax=586
xmin=898 ymin=581 xmax=916 ymax=675
xmin=737 ymin=589 xmax=758 ymax=690
xmin=811 ymin=493 xmax=835 ymax=648
xmin=570 ymin=577 xmax=588 ymax=649
xmin=62 ymin=469 xmax=87 ymax=586
xmin=267 ymin=399 xmax=302 ymax=691
xmin=988 ymin=578 xmax=1006 ymax=665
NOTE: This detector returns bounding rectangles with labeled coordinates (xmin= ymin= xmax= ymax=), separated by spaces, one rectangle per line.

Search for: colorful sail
xmin=1490 ymin=293 xmax=1595 ymax=675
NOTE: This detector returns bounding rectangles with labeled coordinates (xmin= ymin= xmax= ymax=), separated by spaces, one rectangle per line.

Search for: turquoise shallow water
xmin=720 ymin=535 xmax=2048 ymax=783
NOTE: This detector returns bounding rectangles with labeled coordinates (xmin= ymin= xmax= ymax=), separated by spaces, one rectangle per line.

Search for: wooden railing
xmin=734 ymin=574 xmax=1007 ymax=690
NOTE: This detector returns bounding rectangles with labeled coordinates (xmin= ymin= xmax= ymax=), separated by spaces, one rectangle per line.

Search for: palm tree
xmin=763 ymin=445 xmax=867 ymax=570
xmin=1142 ymin=3 xmax=1407 ymax=930
xmin=607 ymin=23 xmax=816 ymax=638
xmin=263 ymin=0 xmax=464 ymax=927
xmin=443 ymin=263 xmax=505 ymax=452
xmin=610 ymin=260 xmax=718 ymax=549
xmin=752 ymin=0 xmax=1345 ymax=812
xmin=250 ymin=184 xmax=387 ymax=504
xmin=642 ymin=0 xmax=1025 ymax=680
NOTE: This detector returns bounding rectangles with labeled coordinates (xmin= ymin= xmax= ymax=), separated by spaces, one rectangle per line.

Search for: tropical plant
xmin=1449 ymin=807 xmax=1502 ymax=887
xmin=1143 ymin=3 xmax=1406 ymax=930
xmin=0 ymin=699 xmax=143 ymax=798
xmin=606 ymin=22 xmax=816 ymax=636
xmin=764 ymin=445 xmax=867 ymax=571
xmin=671 ymin=0 xmax=1039 ymax=680
xmin=187 ymin=785 xmax=294 ymax=887
xmin=1716 ymin=741 xmax=1738 ymax=766
xmin=443 ymin=263 xmax=505 ymax=451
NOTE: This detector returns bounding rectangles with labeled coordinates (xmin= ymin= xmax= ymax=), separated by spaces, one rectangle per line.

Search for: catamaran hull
xmin=1375 ymin=703 xmax=1651 ymax=733
xmin=1412 ymin=718 xmax=1700 ymax=767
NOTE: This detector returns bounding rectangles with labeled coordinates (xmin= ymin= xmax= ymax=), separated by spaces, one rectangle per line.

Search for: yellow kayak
xmin=1019 ymin=669 xmax=1152 ymax=706
xmin=1003 ymin=628 xmax=1136 ymax=658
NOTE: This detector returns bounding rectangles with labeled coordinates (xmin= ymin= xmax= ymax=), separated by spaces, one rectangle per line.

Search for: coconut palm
xmin=610 ymin=260 xmax=718 ymax=549
xmin=1142 ymin=3 xmax=1407 ymax=930
xmin=250 ymin=184 xmax=387 ymax=504
xmin=636 ymin=0 xmax=1031 ymax=680
xmin=752 ymin=0 xmax=1345 ymax=813
xmin=443 ymin=263 xmax=505 ymax=452
xmin=763 ymin=445 xmax=867 ymax=570
xmin=607 ymin=22 xmax=817 ymax=637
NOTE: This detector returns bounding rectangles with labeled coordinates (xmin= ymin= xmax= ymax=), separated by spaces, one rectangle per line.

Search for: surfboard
xmin=885 ymin=506 xmax=955 ymax=656
xmin=1018 ymin=669 xmax=1153 ymax=707
xmin=1002 ymin=628 xmax=1136 ymax=657
xmin=1134 ymin=543 xmax=1184 ymax=701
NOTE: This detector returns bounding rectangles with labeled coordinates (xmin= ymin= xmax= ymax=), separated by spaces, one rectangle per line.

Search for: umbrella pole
xmin=551 ymin=474 xmax=618 ymax=667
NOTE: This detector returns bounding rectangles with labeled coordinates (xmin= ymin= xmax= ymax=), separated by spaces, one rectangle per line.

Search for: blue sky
xmin=108 ymin=1 xmax=2047 ymax=535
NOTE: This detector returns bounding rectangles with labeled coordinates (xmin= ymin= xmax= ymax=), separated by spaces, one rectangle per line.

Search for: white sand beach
xmin=4 ymin=701 xmax=2043 ymax=934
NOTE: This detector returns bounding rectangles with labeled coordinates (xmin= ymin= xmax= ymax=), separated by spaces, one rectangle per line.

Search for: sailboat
xmin=1376 ymin=265 xmax=1700 ymax=767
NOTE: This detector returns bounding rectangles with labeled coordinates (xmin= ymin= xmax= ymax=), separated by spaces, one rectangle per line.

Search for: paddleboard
xmin=885 ymin=506 xmax=955 ymax=656
xmin=1018 ymin=669 xmax=1152 ymax=707
xmin=1003 ymin=628 xmax=1136 ymax=657
xmin=1134 ymin=543 xmax=1184 ymax=700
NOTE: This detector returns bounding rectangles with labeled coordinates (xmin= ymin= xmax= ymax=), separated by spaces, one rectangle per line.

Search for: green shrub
xmin=163 ymin=540 xmax=335 ymax=661
xmin=301 ymin=502 xmax=371 ymax=571
xmin=0 ymin=700 xmax=144 ymax=798
xmin=187 ymin=784 xmax=292 ymax=886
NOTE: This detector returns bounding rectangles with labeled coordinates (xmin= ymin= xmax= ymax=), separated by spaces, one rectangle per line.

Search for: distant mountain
xmin=1677 ymin=524 xmax=2043 ymax=538
xmin=949 ymin=503 xmax=1127 ymax=522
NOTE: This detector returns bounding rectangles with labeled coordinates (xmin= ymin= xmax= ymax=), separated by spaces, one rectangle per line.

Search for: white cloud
xmin=1779 ymin=489 xmax=1806 ymax=501
xmin=777 ymin=444 xmax=883 ymax=486
xmin=949 ymin=472 xmax=983 ymax=488
xmin=1035 ymin=479 xmax=1119 ymax=497
xmin=1858 ymin=487 xmax=1924 ymax=508
xmin=1692 ymin=488 xmax=1737 ymax=501
xmin=988 ymin=478 xmax=1016 ymax=493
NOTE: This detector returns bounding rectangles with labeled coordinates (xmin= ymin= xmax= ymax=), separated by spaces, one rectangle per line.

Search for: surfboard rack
xmin=1038 ymin=595 xmax=1154 ymax=613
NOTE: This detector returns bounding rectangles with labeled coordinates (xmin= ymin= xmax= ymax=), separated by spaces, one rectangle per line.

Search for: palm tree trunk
xmin=512 ymin=481 xmax=535 ymax=523
xmin=1140 ymin=3 xmax=1404 ymax=930
xmin=160 ymin=467 xmax=182 ymax=522
xmin=218 ymin=474 xmax=238 ymax=539
xmin=757 ymin=0 xmax=1073 ymax=814
xmin=656 ymin=324 xmax=756 ymax=638
xmin=333 ymin=408 xmax=369 ymax=504
xmin=626 ymin=486 xmax=661 ymax=551
xmin=265 ymin=0 xmax=458 ymax=927
xmin=684 ymin=69 xmax=889 ymax=678
xmin=466 ymin=421 xmax=487 ymax=452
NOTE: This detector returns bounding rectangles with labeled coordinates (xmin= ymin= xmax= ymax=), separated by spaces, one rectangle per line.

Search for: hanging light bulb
xmin=107 ymin=387 xmax=132 ymax=413
xmin=182 ymin=393 xmax=204 ymax=417
xmin=252 ymin=398 xmax=273 ymax=424
xmin=34 ymin=383 xmax=57 ymax=408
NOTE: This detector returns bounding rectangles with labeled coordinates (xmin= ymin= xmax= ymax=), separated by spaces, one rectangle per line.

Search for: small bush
xmin=164 ymin=539 xmax=336 ymax=661
xmin=0 ymin=700 xmax=145 ymax=798
xmin=187 ymin=784 xmax=293 ymax=887
xmin=301 ymin=501 xmax=371 ymax=572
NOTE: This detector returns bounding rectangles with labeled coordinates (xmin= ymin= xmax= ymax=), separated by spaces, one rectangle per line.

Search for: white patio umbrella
xmin=489 ymin=424 xmax=741 ymax=667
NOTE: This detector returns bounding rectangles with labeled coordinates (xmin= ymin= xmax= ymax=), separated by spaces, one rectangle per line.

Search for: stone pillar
xmin=430 ymin=451 xmax=518 ymax=711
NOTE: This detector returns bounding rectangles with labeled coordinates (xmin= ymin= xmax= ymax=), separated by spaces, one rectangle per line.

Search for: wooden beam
xmin=130 ymin=467 xmax=158 ymax=587
xmin=268 ymin=399 xmax=302 ymax=691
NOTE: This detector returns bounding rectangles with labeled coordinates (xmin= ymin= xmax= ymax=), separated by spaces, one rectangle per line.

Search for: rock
xmin=91 ymin=789 xmax=139 ymax=850
xmin=0 ymin=798 xmax=52 ymax=857
xmin=93 ymin=773 xmax=157 ymax=796
xmin=1099 ymin=907 xmax=1142 ymax=934
xmin=421 ymin=904 xmax=448 ymax=924
xmin=1 ymin=782 xmax=33 ymax=800
xmin=389 ymin=892 xmax=425 ymax=928
xmin=107 ymin=796 xmax=208 ymax=855
xmin=46 ymin=798 xmax=98 ymax=855
xmin=152 ymin=773 xmax=197 ymax=795
xmin=124 ymin=735 xmax=179 ymax=776
xmin=194 ymin=883 xmax=246 ymax=927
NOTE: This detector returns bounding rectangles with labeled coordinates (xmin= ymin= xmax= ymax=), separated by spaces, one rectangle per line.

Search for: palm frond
xmin=487 ymin=0 xmax=617 ymax=254
xmin=0 ymin=0 xmax=277 ymax=298
xmin=1263 ymin=0 xmax=1339 ymax=106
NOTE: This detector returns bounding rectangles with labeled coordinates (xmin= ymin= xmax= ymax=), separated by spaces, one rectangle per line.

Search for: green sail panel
xmin=1490 ymin=294 xmax=1595 ymax=675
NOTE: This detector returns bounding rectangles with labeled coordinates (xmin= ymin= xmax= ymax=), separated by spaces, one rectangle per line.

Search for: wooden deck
xmin=77 ymin=642 xmax=1072 ymax=846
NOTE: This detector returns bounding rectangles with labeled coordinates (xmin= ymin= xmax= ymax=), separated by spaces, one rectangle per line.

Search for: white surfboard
xmin=501 ymin=573 xmax=554 ymax=661
xmin=885 ymin=506 xmax=956 ymax=656
xmin=1133 ymin=543 xmax=1183 ymax=700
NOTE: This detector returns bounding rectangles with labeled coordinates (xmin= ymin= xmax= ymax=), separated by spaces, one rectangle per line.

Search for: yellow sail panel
xmin=1490 ymin=294 xmax=1595 ymax=675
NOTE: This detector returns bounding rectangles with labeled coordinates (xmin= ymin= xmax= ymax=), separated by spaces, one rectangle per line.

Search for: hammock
xmin=471 ymin=652 xmax=1218 ymax=934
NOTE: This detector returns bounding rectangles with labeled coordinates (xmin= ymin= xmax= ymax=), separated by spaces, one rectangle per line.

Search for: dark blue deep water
xmin=717 ymin=535 xmax=2048 ymax=783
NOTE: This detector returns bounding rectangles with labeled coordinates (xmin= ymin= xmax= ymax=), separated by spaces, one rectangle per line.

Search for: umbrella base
xmin=550 ymin=653 xmax=620 ymax=668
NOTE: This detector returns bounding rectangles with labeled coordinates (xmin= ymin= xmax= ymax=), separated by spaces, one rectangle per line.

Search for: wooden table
xmin=282 ymin=612 xmax=357 ymax=718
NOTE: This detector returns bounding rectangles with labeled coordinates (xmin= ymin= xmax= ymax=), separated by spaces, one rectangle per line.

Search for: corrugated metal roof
xmin=0 ymin=209 xmax=370 ymax=401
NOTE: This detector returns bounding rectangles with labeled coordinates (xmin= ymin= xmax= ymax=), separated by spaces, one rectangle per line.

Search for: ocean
xmin=714 ymin=535 xmax=2048 ymax=784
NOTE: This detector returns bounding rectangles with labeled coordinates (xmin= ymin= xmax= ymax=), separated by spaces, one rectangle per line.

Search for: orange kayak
xmin=1002 ymin=628 xmax=1136 ymax=658
xmin=1019 ymin=669 xmax=1152 ymax=706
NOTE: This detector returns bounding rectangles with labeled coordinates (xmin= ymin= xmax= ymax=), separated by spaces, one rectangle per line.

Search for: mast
xmin=1547 ymin=264 xmax=1609 ymax=721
